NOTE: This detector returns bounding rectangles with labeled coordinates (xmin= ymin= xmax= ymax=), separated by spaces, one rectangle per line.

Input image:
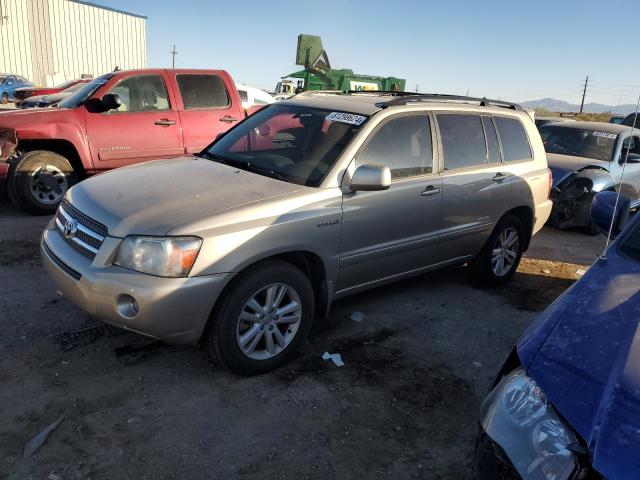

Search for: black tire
xmin=470 ymin=214 xmax=526 ymax=287
xmin=205 ymin=260 xmax=315 ymax=376
xmin=1 ymin=93 xmax=8 ymax=104
xmin=7 ymin=150 xmax=77 ymax=215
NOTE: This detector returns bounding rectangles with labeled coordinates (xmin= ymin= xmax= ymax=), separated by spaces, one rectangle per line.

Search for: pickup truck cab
xmin=0 ymin=69 xmax=246 ymax=214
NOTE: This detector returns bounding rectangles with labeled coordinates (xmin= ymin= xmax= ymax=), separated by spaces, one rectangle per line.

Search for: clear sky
xmin=98 ymin=0 xmax=640 ymax=105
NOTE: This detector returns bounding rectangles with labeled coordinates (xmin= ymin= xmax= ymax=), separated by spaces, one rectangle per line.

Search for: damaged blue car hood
xmin=518 ymin=218 xmax=640 ymax=479
xmin=547 ymin=153 xmax=611 ymax=187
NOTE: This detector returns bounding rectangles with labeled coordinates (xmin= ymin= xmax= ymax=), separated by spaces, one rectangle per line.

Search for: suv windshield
xmin=539 ymin=126 xmax=616 ymax=161
xmin=202 ymin=104 xmax=367 ymax=187
xmin=58 ymin=74 xmax=113 ymax=108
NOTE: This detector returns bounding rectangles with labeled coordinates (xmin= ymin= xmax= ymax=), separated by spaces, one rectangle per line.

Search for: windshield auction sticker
xmin=592 ymin=131 xmax=618 ymax=139
xmin=326 ymin=112 xmax=367 ymax=126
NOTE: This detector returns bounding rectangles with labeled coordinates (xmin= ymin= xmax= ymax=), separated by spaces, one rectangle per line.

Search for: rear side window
xmin=357 ymin=114 xmax=433 ymax=180
xmin=438 ymin=114 xmax=486 ymax=169
xmin=494 ymin=117 xmax=532 ymax=162
xmin=482 ymin=116 xmax=501 ymax=163
xmin=238 ymin=90 xmax=248 ymax=103
xmin=177 ymin=74 xmax=230 ymax=109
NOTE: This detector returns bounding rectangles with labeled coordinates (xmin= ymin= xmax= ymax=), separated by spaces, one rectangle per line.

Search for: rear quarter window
xmin=494 ymin=116 xmax=532 ymax=162
xmin=177 ymin=74 xmax=230 ymax=109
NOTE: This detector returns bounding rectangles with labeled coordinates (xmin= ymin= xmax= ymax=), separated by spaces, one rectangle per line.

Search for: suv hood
xmin=547 ymin=153 xmax=610 ymax=187
xmin=517 ymin=224 xmax=640 ymax=479
xmin=65 ymin=157 xmax=303 ymax=237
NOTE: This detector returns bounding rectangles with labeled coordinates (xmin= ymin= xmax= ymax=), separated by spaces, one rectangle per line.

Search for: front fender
xmin=578 ymin=168 xmax=616 ymax=192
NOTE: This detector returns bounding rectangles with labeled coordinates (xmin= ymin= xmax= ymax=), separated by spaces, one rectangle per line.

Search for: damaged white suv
xmin=42 ymin=92 xmax=552 ymax=375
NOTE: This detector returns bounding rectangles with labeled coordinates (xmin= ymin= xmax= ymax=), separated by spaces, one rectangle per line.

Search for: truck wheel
xmin=1 ymin=93 xmax=8 ymax=104
xmin=7 ymin=150 xmax=77 ymax=215
xmin=205 ymin=260 xmax=315 ymax=376
xmin=470 ymin=214 xmax=525 ymax=287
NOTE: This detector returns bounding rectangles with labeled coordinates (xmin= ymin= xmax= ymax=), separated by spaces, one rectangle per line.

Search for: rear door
xmin=84 ymin=72 xmax=184 ymax=170
xmin=338 ymin=113 xmax=443 ymax=292
xmin=436 ymin=113 xmax=513 ymax=259
xmin=172 ymin=72 xmax=245 ymax=153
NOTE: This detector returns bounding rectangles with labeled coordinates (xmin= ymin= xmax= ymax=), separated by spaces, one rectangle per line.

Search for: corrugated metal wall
xmin=0 ymin=0 xmax=146 ymax=86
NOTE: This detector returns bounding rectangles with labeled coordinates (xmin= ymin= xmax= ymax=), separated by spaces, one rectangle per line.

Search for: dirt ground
xmin=0 ymin=199 xmax=606 ymax=480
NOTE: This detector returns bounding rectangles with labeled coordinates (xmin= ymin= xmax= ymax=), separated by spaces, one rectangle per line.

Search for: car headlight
xmin=115 ymin=236 xmax=202 ymax=277
xmin=480 ymin=368 xmax=578 ymax=480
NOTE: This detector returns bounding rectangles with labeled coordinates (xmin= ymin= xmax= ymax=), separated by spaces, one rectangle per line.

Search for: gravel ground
xmin=0 ymin=199 xmax=606 ymax=480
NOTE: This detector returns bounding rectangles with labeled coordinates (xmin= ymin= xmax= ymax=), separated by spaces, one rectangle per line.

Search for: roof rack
xmin=377 ymin=93 xmax=523 ymax=111
xmin=348 ymin=90 xmax=416 ymax=97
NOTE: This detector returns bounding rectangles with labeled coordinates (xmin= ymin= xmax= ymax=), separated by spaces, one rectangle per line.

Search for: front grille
xmin=55 ymin=201 xmax=108 ymax=259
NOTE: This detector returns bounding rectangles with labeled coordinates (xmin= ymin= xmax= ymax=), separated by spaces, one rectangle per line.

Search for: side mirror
xmin=620 ymin=152 xmax=640 ymax=164
xmin=101 ymin=93 xmax=121 ymax=112
xmin=591 ymin=191 xmax=631 ymax=238
xmin=350 ymin=164 xmax=391 ymax=191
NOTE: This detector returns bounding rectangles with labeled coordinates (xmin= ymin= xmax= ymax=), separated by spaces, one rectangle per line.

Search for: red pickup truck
xmin=0 ymin=69 xmax=249 ymax=214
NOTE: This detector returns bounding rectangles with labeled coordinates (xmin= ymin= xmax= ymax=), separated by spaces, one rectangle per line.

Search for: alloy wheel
xmin=491 ymin=227 xmax=520 ymax=277
xmin=235 ymin=283 xmax=302 ymax=360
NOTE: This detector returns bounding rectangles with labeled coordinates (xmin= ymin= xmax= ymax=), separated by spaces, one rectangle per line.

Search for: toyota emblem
xmin=63 ymin=218 xmax=78 ymax=239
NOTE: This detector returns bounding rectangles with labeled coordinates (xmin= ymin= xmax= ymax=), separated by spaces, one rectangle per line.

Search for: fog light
xmin=117 ymin=294 xmax=139 ymax=319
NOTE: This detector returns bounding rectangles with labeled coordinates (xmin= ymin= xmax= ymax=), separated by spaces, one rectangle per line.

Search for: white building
xmin=0 ymin=0 xmax=146 ymax=86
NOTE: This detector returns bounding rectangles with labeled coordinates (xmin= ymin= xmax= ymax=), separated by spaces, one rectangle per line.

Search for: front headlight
xmin=481 ymin=368 xmax=578 ymax=480
xmin=115 ymin=236 xmax=202 ymax=277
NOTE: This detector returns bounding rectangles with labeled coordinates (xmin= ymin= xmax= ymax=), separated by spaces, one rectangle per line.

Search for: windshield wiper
xmin=199 ymin=153 xmax=287 ymax=181
xmin=234 ymin=161 xmax=288 ymax=181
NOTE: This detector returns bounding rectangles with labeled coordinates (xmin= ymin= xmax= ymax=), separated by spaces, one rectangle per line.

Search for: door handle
xmin=421 ymin=185 xmax=441 ymax=196
xmin=492 ymin=172 xmax=510 ymax=182
xmin=219 ymin=116 xmax=240 ymax=123
xmin=154 ymin=119 xmax=176 ymax=126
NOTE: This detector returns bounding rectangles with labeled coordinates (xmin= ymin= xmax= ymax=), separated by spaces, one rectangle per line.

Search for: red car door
xmin=84 ymin=72 xmax=184 ymax=170
xmin=170 ymin=71 xmax=245 ymax=154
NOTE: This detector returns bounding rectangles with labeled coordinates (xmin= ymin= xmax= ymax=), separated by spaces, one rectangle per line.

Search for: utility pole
xmin=170 ymin=45 xmax=178 ymax=68
xmin=579 ymin=75 xmax=589 ymax=114
xmin=415 ymin=84 xmax=419 ymax=93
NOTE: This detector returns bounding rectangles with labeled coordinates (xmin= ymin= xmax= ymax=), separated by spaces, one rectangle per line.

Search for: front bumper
xmin=41 ymin=219 xmax=232 ymax=344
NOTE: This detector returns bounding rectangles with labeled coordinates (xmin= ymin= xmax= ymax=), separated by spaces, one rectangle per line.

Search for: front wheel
xmin=470 ymin=214 xmax=526 ymax=286
xmin=1 ymin=93 xmax=8 ymax=104
xmin=204 ymin=260 xmax=315 ymax=376
xmin=7 ymin=150 xmax=77 ymax=215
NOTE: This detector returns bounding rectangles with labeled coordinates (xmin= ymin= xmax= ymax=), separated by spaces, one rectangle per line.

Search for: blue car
xmin=476 ymin=191 xmax=639 ymax=479
xmin=0 ymin=74 xmax=34 ymax=104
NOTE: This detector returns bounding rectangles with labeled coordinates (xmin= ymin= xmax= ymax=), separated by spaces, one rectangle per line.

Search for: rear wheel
xmin=470 ymin=214 xmax=526 ymax=286
xmin=7 ymin=150 xmax=77 ymax=215
xmin=1 ymin=93 xmax=8 ymax=104
xmin=205 ymin=260 xmax=315 ymax=376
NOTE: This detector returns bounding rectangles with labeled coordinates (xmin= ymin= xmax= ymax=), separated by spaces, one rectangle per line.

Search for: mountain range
xmin=520 ymin=98 xmax=637 ymax=115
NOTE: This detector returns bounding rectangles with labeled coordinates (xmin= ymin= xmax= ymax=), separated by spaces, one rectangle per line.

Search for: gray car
xmin=41 ymin=93 xmax=552 ymax=375
xmin=541 ymin=121 xmax=640 ymax=233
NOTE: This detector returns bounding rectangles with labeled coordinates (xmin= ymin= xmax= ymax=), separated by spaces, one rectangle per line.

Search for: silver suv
xmin=41 ymin=93 xmax=552 ymax=375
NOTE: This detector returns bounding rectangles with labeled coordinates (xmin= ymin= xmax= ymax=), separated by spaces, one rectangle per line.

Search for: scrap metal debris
xmin=23 ymin=412 xmax=67 ymax=458
xmin=322 ymin=351 xmax=344 ymax=367
xmin=48 ymin=322 xmax=122 ymax=351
